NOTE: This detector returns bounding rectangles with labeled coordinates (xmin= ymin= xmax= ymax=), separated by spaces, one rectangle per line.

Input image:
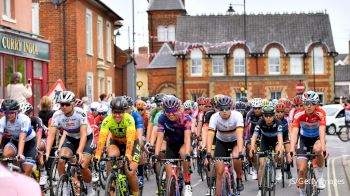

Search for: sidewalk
xmin=342 ymin=156 xmax=350 ymax=189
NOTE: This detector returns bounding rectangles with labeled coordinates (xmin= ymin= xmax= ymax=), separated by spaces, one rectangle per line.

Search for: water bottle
xmin=138 ymin=175 xmax=143 ymax=189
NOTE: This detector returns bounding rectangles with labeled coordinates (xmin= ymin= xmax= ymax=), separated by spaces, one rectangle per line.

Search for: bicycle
xmin=338 ymin=125 xmax=350 ymax=142
xmin=294 ymin=151 xmax=328 ymax=196
xmin=103 ymin=156 xmax=132 ymax=196
xmin=0 ymin=157 xmax=21 ymax=172
xmin=256 ymin=149 xmax=279 ymax=196
xmin=55 ymin=155 xmax=87 ymax=196
xmin=207 ymin=156 xmax=240 ymax=196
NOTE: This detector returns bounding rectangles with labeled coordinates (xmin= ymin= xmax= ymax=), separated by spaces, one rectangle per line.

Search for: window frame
xmin=313 ymin=46 xmax=324 ymax=74
xmin=233 ymin=48 xmax=245 ymax=76
xmin=86 ymin=72 xmax=94 ymax=103
xmin=212 ymin=55 xmax=225 ymax=76
xmin=86 ymin=9 xmax=93 ymax=56
xmin=106 ymin=21 xmax=112 ymax=62
xmin=317 ymin=92 xmax=324 ymax=105
xmin=97 ymin=16 xmax=103 ymax=59
xmin=167 ymin=25 xmax=175 ymax=41
xmin=268 ymin=48 xmax=281 ymax=75
xmin=290 ymin=54 xmax=303 ymax=75
xmin=157 ymin=25 xmax=166 ymax=42
xmin=271 ymin=91 xmax=282 ymax=100
xmin=190 ymin=48 xmax=203 ymax=76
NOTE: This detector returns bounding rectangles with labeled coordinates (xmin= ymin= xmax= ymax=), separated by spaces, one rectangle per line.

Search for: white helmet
xmin=90 ymin=102 xmax=100 ymax=110
xmin=271 ymin=99 xmax=278 ymax=107
xmin=20 ymin=102 xmax=33 ymax=113
xmin=58 ymin=91 xmax=75 ymax=103
xmin=183 ymin=101 xmax=192 ymax=109
xmin=302 ymin=91 xmax=319 ymax=103
xmin=97 ymin=104 xmax=109 ymax=113
xmin=251 ymin=98 xmax=263 ymax=108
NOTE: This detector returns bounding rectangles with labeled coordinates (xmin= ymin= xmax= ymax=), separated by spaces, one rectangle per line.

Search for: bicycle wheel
xmin=49 ymin=159 xmax=59 ymax=195
xmin=105 ymin=173 xmax=118 ymax=196
xmin=165 ymin=175 xmax=179 ymax=196
xmin=158 ymin=164 xmax=167 ymax=196
xmin=56 ymin=174 xmax=74 ymax=196
xmin=259 ymin=161 xmax=268 ymax=196
xmin=281 ymin=155 xmax=285 ymax=188
xmin=230 ymin=169 xmax=237 ymax=195
xmin=220 ymin=172 xmax=232 ymax=196
xmin=268 ymin=161 xmax=276 ymax=196
xmin=208 ymin=164 xmax=216 ymax=196
xmin=338 ymin=126 xmax=350 ymax=142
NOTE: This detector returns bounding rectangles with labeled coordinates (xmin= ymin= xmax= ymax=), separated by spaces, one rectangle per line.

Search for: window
xmin=236 ymin=92 xmax=247 ymax=101
xmin=86 ymin=72 xmax=94 ymax=103
xmin=86 ymin=9 xmax=93 ymax=55
xmin=212 ymin=56 xmax=224 ymax=76
xmin=106 ymin=22 xmax=112 ymax=62
xmin=234 ymin=49 xmax=245 ymax=75
xmin=271 ymin=92 xmax=282 ymax=99
xmin=167 ymin=25 xmax=175 ymax=41
xmin=313 ymin=47 xmax=324 ymax=74
xmin=190 ymin=49 xmax=203 ymax=76
xmin=33 ymin=61 xmax=42 ymax=78
xmin=97 ymin=17 xmax=103 ymax=59
xmin=106 ymin=77 xmax=112 ymax=95
xmin=157 ymin=26 xmax=165 ymax=41
xmin=268 ymin=48 xmax=280 ymax=75
xmin=317 ymin=92 xmax=324 ymax=105
xmin=290 ymin=55 xmax=303 ymax=75
xmin=2 ymin=0 xmax=14 ymax=22
xmin=32 ymin=3 xmax=39 ymax=35
xmin=192 ymin=94 xmax=203 ymax=102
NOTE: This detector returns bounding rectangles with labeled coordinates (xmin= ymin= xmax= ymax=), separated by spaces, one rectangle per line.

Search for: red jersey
xmin=293 ymin=107 xmax=326 ymax=138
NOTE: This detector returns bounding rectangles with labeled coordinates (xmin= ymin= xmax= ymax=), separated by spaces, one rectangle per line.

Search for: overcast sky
xmin=102 ymin=0 xmax=350 ymax=54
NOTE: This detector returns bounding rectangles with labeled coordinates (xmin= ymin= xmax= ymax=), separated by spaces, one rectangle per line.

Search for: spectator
xmin=6 ymin=72 xmax=32 ymax=104
xmin=38 ymin=96 xmax=55 ymax=128
xmin=340 ymin=96 xmax=350 ymax=127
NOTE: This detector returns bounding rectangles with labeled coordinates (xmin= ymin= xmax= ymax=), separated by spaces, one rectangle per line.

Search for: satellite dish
xmin=51 ymin=0 xmax=64 ymax=5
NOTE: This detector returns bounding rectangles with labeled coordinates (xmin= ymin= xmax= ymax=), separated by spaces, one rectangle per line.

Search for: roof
xmin=335 ymin=54 xmax=348 ymax=62
xmin=175 ymin=13 xmax=336 ymax=54
xmin=135 ymin=54 xmax=149 ymax=69
xmin=148 ymin=43 xmax=177 ymax=69
xmin=148 ymin=0 xmax=185 ymax=11
xmin=335 ymin=64 xmax=350 ymax=81
xmin=89 ymin=0 xmax=123 ymax=21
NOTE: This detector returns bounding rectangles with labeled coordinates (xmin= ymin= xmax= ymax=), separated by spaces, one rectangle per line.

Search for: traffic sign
xmin=46 ymin=79 xmax=66 ymax=104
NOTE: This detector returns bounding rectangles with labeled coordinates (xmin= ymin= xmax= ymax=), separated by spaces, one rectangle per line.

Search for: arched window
xmin=313 ymin=46 xmax=324 ymax=74
xmin=157 ymin=26 xmax=165 ymax=41
xmin=234 ymin=48 xmax=245 ymax=75
xmin=191 ymin=48 xmax=202 ymax=76
xmin=268 ymin=48 xmax=280 ymax=75
xmin=167 ymin=25 xmax=175 ymax=41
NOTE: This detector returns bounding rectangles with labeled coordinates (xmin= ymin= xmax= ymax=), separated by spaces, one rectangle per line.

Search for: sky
xmin=101 ymin=0 xmax=350 ymax=54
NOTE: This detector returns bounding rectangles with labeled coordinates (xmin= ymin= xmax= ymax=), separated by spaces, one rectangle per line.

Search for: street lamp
xmin=136 ymin=81 xmax=143 ymax=90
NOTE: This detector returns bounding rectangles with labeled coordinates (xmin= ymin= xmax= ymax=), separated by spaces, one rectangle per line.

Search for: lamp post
xmin=136 ymin=81 xmax=143 ymax=90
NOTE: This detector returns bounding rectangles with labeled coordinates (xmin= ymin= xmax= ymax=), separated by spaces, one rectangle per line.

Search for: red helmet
xmin=275 ymin=103 xmax=285 ymax=111
xmin=284 ymin=99 xmax=292 ymax=108
xmin=293 ymin=95 xmax=303 ymax=105
xmin=196 ymin=97 xmax=206 ymax=105
xmin=203 ymin=98 xmax=212 ymax=106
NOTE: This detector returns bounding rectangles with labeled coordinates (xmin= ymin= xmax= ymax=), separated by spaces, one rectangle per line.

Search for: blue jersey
xmin=132 ymin=110 xmax=144 ymax=130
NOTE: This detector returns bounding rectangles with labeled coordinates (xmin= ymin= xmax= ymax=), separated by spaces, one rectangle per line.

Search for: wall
xmin=136 ymin=69 xmax=149 ymax=97
xmin=0 ymin=0 xmax=32 ymax=32
xmin=148 ymin=67 xmax=177 ymax=96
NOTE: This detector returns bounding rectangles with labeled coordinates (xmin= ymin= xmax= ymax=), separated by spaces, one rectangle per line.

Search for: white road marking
xmin=332 ymin=157 xmax=340 ymax=196
xmin=192 ymin=179 xmax=203 ymax=188
xmin=327 ymin=158 xmax=332 ymax=196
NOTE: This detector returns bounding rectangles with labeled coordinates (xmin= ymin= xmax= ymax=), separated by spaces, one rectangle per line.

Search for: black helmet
xmin=154 ymin=93 xmax=165 ymax=103
xmin=110 ymin=97 xmax=128 ymax=111
xmin=1 ymin=99 xmax=20 ymax=112
xmin=122 ymin=95 xmax=134 ymax=107
xmin=235 ymin=101 xmax=246 ymax=110
xmin=239 ymin=96 xmax=248 ymax=103
xmin=262 ymin=105 xmax=275 ymax=114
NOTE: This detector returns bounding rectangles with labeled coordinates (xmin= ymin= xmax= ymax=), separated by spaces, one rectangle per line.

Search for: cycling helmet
xmin=154 ymin=93 xmax=165 ymax=103
xmin=271 ymin=99 xmax=278 ymax=107
xmin=20 ymin=102 xmax=33 ymax=113
xmin=302 ymin=91 xmax=319 ymax=103
xmin=75 ymin=98 xmax=83 ymax=108
xmin=284 ymin=99 xmax=292 ymax=108
xmin=135 ymin=100 xmax=146 ymax=110
xmin=196 ymin=97 xmax=206 ymax=105
xmin=293 ymin=95 xmax=303 ymax=105
xmin=262 ymin=105 xmax=275 ymax=114
xmin=163 ymin=96 xmax=180 ymax=110
xmin=183 ymin=101 xmax=192 ymax=110
xmin=239 ymin=96 xmax=248 ymax=103
xmin=110 ymin=97 xmax=128 ymax=111
xmin=216 ymin=96 xmax=233 ymax=107
xmin=203 ymin=98 xmax=212 ymax=106
xmin=123 ymin=96 xmax=133 ymax=107
xmin=90 ymin=102 xmax=100 ymax=110
xmin=211 ymin=94 xmax=224 ymax=108
xmin=251 ymin=98 xmax=263 ymax=108
xmin=192 ymin=102 xmax=198 ymax=110
xmin=97 ymin=104 xmax=109 ymax=113
xmin=235 ymin=101 xmax=246 ymax=110
xmin=262 ymin=99 xmax=270 ymax=107
xmin=58 ymin=91 xmax=75 ymax=103
xmin=275 ymin=103 xmax=285 ymax=111
xmin=1 ymin=99 xmax=20 ymax=112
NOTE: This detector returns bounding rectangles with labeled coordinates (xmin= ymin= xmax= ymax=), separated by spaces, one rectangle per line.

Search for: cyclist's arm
xmin=197 ymin=121 xmax=203 ymax=137
xmin=290 ymin=126 xmax=299 ymax=153
xmin=236 ymin=127 xmax=244 ymax=153
xmin=125 ymin=126 xmax=136 ymax=158
xmin=277 ymin=125 xmax=284 ymax=152
xmin=150 ymin=125 xmax=158 ymax=146
xmin=206 ymin=129 xmax=215 ymax=153
xmin=155 ymin=131 xmax=164 ymax=156
xmin=137 ymin=127 xmax=143 ymax=146
xmin=46 ymin=126 xmax=57 ymax=157
xmin=95 ymin=121 xmax=110 ymax=159
xmin=58 ymin=131 xmax=66 ymax=151
xmin=36 ymin=128 xmax=43 ymax=150
xmin=319 ymin=111 xmax=327 ymax=152
xmin=146 ymin=122 xmax=153 ymax=143
xmin=17 ymin=133 xmax=26 ymax=157
xmin=251 ymin=125 xmax=260 ymax=149
xmin=184 ymin=117 xmax=192 ymax=155
xmin=77 ymin=125 xmax=87 ymax=154
xmin=201 ymin=123 xmax=209 ymax=149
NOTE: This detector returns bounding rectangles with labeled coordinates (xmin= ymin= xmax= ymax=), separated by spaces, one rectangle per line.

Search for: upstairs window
xmin=191 ymin=48 xmax=203 ymax=76
xmin=157 ymin=26 xmax=166 ymax=41
xmin=86 ymin=9 xmax=93 ymax=55
xmin=290 ymin=55 xmax=303 ymax=75
xmin=106 ymin=22 xmax=112 ymax=62
xmin=97 ymin=17 xmax=103 ymax=59
xmin=212 ymin=56 xmax=225 ymax=76
xmin=234 ymin=48 xmax=245 ymax=75
xmin=313 ymin=46 xmax=324 ymax=74
xmin=268 ymin=48 xmax=280 ymax=75
xmin=167 ymin=25 xmax=175 ymax=41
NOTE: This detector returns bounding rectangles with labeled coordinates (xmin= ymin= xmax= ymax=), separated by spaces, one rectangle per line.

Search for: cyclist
xmin=136 ymin=100 xmax=149 ymax=134
xmin=245 ymin=98 xmax=263 ymax=180
xmin=89 ymin=102 xmax=100 ymax=118
xmin=288 ymin=95 xmax=303 ymax=140
xmin=235 ymin=101 xmax=248 ymax=121
xmin=195 ymin=97 xmax=206 ymax=138
xmin=0 ymin=99 xmax=37 ymax=177
xmin=249 ymin=105 xmax=283 ymax=196
xmin=275 ymin=103 xmax=292 ymax=179
xmin=340 ymin=96 xmax=350 ymax=127
xmin=45 ymin=91 xmax=95 ymax=196
xmin=147 ymin=93 xmax=165 ymax=148
xmin=154 ymin=95 xmax=193 ymax=196
xmin=290 ymin=91 xmax=327 ymax=196
xmin=205 ymin=95 xmax=245 ymax=193
xmin=94 ymin=103 xmax=109 ymax=128
xmin=94 ymin=97 xmax=141 ymax=196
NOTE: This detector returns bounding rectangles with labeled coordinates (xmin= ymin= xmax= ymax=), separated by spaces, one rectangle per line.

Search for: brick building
xmin=0 ymin=0 xmax=50 ymax=113
xmin=147 ymin=0 xmax=337 ymax=104
xmin=39 ymin=0 xmax=123 ymax=102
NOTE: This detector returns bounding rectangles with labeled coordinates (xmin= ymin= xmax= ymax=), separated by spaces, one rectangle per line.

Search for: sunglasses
xmin=60 ymin=103 xmax=71 ymax=107
xmin=138 ymin=109 xmax=144 ymax=112
xmin=112 ymin=110 xmax=124 ymax=115
xmin=165 ymin=109 xmax=178 ymax=114
xmin=198 ymin=104 xmax=205 ymax=106
xmin=295 ymin=104 xmax=303 ymax=107
xmin=263 ymin=114 xmax=275 ymax=118
xmin=91 ymin=108 xmax=97 ymax=112
xmin=205 ymin=105 xmax=212 ymax=108
xmin=303 ymin=101 xmax=317 ymax=106
xmin=219 ymin=106 xmax=231 ymax=111
xmin=5 ymin=111 xmax=16 ymax=115
xmin=184 ymin=108 xmax=191 ymax=111
xmin=98 ymin=112 xmax=107 ymax=116
xmin=253 ymin=107 xmax=262 ymax=110
xmin=155 ymin=102 xmax=162 ymax=106
xmin=276 ymin=111 xmax=284 ymax=113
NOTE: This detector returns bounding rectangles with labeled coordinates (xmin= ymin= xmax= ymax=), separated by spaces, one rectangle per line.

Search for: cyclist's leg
xmin=164 ymin=142 xmax=180 ymax=181
xmin=22 ymin=138 xmax=37 ymax=176
xmin=313 ymin=140 xmax=324 ymax=167
xmin=213 ymin=139 xmax=227 ymax=195
xmin=179 ymin=143 xmax=192 ymax=185
xmin=296 ymin=136 xmax=309 ymax=192
xmin=107 ymin=139 xmax=121 ymax=174
xmin=80 ymin=134 xmax=94 ymax=184
xmin=125 ymin=139 xmax=141 ymax=196
xmin=232 ymin=143 xmax=242 ymax=179
xmin=2 ymin=140 xmax=16 ymax=158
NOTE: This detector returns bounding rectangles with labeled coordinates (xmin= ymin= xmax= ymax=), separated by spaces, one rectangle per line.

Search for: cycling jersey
xmin=141 ymin=111 xmax=149 ymax=132
xmin=203 ymin=109 xmax=216 ymax=126
xmin=343 ymin=104 xmax=350 ymax=123
xmin=157 ymin=112 xmax=192 ymax=144
xmin=149 ymin=108 xmax=159 ymax=123
xmin=153 ymin=110 xmax=164 ymax=126
xmin=293 ymin=107 xmax=326 ymax=138
xmin=51 ymin=107 xmax=92 ymax=139
xmin=197 ymin=111 xmax=204 ymax=123
xmin=96 ymin=113 xmax=137 ymax=158
xmin=0 ymin=113 xmax=35 ymax=142
xmin=132 ymin=110 xmax=144 ymax=130
xmin=31 ymin=116 xmax=45 ymax=138
xmin=208 ymin=111 xmax=244 ymax=142
xmin=245 ymin=110 xmax=263 ymax=139
xmin=254 ymin=118 xmax=283 ymax=138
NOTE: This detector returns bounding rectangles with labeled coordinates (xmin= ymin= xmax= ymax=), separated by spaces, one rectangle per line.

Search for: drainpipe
xmin=182 ymin=55 xmax=185 ymax=100
xmin=63 ymin=1 xmax=67 ymax=86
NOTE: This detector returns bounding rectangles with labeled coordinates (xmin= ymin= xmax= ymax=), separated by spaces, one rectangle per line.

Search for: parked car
xmin=322 ymin=104 xmax=345 ymax=135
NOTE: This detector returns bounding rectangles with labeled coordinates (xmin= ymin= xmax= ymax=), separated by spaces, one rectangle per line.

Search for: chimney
xmin=139 ymin=46 xmax=148 ymax=55
xmin=182 ymin=0 xmax=185 ymax=7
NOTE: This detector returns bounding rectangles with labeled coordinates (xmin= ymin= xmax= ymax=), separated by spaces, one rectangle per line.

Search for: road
xmin=142 ymin=135 xmax=350 ymax=196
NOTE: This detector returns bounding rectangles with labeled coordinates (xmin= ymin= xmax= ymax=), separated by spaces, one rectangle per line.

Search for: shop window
xmin=271 ymin=91 xmax=282 ymax=100
xmin=16 ymin=59 xmax=26 ymax=82
xmin=33 ymin=61 xmax=42 ymax=78
xmin=5 ymin=56 xmax=14 ymax=85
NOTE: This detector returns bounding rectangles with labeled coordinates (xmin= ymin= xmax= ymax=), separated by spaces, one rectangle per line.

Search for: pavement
xmin=341 ymin=153 xmax=350 ymax=191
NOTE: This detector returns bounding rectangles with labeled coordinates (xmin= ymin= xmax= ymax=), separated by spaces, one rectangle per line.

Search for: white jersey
xmin=208 ymin=110 xmax=244 ymax=142
xmin=51 ymin=107 xmax=92 ymax=139
xmin=0 ymin=113 xmax=35 ymax=141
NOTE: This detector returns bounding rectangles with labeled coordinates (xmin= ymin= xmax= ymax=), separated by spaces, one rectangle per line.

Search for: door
xmin=32 ymin=61 xmax=43 ymax=114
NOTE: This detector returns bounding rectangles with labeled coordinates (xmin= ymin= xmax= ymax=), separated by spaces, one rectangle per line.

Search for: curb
xmin=341 ymin=156 xmax=350 ymax=191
